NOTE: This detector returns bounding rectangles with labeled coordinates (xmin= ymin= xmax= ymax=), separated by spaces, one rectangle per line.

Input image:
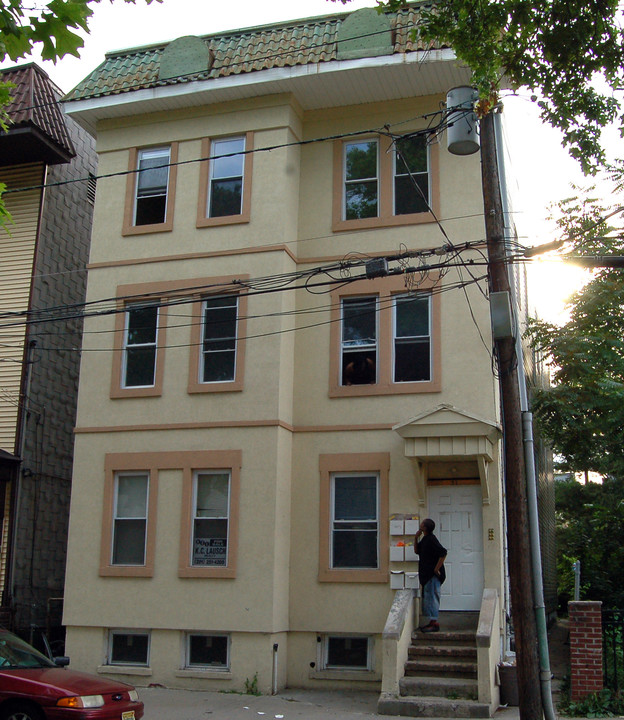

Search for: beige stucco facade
xmin=63 ymin=11 xmax=511 ymax=703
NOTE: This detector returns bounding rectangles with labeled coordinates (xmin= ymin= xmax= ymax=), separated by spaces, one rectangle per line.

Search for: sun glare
xmin=528 ymin=256 xmax=591 ymax=324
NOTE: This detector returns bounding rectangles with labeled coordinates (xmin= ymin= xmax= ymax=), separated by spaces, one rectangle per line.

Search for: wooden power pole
xmin=480 ymin=111 xmax=543 ymax=720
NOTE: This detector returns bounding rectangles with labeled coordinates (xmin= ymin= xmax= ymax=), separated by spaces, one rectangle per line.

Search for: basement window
xmin=321 ymin=636 xmax=372 ymax=670
xmin=185 ymin=633 xmax=229 ymax=669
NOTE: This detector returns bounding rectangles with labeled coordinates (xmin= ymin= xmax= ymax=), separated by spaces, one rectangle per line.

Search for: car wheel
xmin=0 ymin=702 xmax=44 ymax=720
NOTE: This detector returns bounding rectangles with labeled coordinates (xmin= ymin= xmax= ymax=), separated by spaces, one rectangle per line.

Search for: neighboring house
xmin=0 ymin=64 xmax=96 ymax=642
xmin=61 ymin=6 xmax=554 ymax=715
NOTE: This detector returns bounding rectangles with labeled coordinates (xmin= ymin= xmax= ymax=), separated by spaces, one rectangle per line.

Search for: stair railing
xmin=380 ymin=588 xmax=418 ymax=695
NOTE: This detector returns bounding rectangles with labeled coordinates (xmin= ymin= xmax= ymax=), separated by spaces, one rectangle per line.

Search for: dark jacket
xmin=417 ymin=533 xmax=447 ymax=586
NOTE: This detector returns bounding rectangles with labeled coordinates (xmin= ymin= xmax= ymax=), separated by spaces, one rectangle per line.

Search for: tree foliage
xmin=525 ymin=189 xmax=624 ymax=479
xmin=334 ymin=0 xmax=624 ymax=173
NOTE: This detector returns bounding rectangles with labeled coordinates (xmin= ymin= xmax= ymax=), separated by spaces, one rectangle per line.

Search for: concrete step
xmin=409 ymin=644 xmax=477 ymax=659
xmin=405 ymin=657 xmax=478 ymax=678
xmin=378 ymin=692 xmax=490 ymax=718
xmin=400 ymin=675 xmax=479 ymax=699
xmin=411 ymin=630 xmax=477 ymax=645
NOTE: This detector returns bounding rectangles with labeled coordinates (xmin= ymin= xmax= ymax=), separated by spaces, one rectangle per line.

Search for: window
xmin=134 ymin=147 xmax=170 ymax=225
xmin=341 ymin=297 xmax=377 ymax=386
xmin=122 ymin=305 xmax=159 ymax=388
xmin=393 ymin=294 xmax=431 ymax=382
xmin=123 ymin=144 xmax=178 ymax=235
xmin=331 ymin=473 xmax=378 ymax=569
xmin=185 ymin=634 xmax=229 ymax=669
xmin=333 ymin=134 xmax=439 ymax=231
xmin=344 ymin=140 xmax=378 ymax=220
xmin=329 ymin=276 xmax=440 ymax=397
xmin=191 ymin=471 xmax=230 ymax=567
xmin=111 ymin=472 xmax=148 ymax=566
xmin=109 ymin=631 xmax=150 ymax=666
xmin=322 ymin=636 xmax=371 ymax=670
xmin=179 ymin=450 xmax=241 ymax=578
xmin=200 ymin=296 xmax=238 ymax=383
xmin=394 ymin=136 xmax=429 ymax=215
xmin=197 ymin=133 xmax=253 ymax=227
xmin=318 ymin=453 xmax=389 ymax=583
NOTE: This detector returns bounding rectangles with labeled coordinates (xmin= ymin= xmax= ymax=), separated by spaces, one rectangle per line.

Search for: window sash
xmin=331 ymin=474 xmax=379 ymax=569
xmin=109 ymin=631 xmax=150 ymax=666
xmin=122 ymin=305 xmax=159 ymax=388
xmin=392 ymin=294 xmax=432 ymax=383
xmin=112 ymin=473 xmax=148 ymax=566
xmin=393 ymin=136 xmax=430 ymax=214
xmin=343 ymin=140 xmax=379 ymax=220
xmin=201 ymin=296 xmax=238 ymax=383
xmin=209 ymin=137 xmax=245 ymax=217
xmin=191 ymin=471 xmax=231 ymax=567
xmin=186 ymin=634 xmax=229 ymax=669
xmin=324 ymin=636 xmax=371 ymax=670
xmin=134 ymin=147 xmax=170 ymax=225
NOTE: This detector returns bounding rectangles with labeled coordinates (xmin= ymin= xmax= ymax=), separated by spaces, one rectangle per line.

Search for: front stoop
xmin=377 ymin=624 xmax=491 ymax=718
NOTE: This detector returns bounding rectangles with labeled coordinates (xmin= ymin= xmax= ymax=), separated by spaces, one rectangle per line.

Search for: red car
xmin=0 ymin=630 xmax=144 ymax=720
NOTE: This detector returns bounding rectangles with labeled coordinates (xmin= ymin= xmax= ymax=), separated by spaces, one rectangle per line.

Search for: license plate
xmin=122 ymin=713 xmax=135 ymax=720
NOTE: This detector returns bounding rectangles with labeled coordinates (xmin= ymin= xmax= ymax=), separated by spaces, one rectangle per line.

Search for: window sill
xmin=196 ymin=214 xmax=250 ymax=228
xmin=98 ymin=665 xmax=152 ymax=677
xmin=176 ymin=669 xmax=232 ymax=680
xmin=309 ymin=669 xmax=381 ymax=682
xmin=329 ymin=381 xmax=440 ymax=397
xmin=332 ymin=211 xmax=435 ymax=233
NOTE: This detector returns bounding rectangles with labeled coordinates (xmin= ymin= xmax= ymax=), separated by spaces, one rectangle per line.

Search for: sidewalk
xmin=139 ymin=686 xmax=521 ymax=720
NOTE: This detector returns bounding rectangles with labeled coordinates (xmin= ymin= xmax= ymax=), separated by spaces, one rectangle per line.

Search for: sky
xmin=4 ymin=0 xmax=616 ymax=322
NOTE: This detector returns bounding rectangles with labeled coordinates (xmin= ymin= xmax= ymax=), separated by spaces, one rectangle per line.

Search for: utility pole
xmin=480 ymin=111 xmax=542 ymax=720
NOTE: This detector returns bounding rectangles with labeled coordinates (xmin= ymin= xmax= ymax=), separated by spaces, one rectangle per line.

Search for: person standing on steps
xmin=415 ymin=518 xmax=447 ymax=633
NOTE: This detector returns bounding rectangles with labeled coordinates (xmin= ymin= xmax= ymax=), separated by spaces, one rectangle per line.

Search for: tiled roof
xmin=65 ymin=5 xmax=439 ymax=102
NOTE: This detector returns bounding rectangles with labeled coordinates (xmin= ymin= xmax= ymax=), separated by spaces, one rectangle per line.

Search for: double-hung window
xmin=394 ymin=136 xmax=429 ymax=215
xmin=344 ymin=140 xmax=378 ymax=220
xmin=331 ymin=473 xmax=379 ymax=569
xmin=341 ymin=297 xmax=377 ymax=386
xmin=112 ymin=472 xmax=149 ymax=566
xmin=393 ymin=293 xmax=432 ymax=382
xmin=209 ymin=137 xmax=245 ymax=217
xmin=191 ymin=471 xmax=231 ymax=568
xmin=134 ymin=147 xmax=171 ymax=225
xmin=200 ymin=295 xmax=238 ymax=383
xmin=122 ymin=305 xmax=159 ymax=388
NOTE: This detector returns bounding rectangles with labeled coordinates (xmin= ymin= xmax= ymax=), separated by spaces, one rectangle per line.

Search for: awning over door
xmin=393 ymin=404 xmax=501 ymax=505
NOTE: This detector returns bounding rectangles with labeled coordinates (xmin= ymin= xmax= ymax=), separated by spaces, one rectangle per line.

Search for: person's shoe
xmin=421 ymin=621 xmax=440 ymax=633
xmin=419 ymin=620 xmax=434 ymax=631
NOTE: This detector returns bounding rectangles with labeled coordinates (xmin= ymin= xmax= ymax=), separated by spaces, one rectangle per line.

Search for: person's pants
xmin=422 ymin=576 xmax=442 ymax=620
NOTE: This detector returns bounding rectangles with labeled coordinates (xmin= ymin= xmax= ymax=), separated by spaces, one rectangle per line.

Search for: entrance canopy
xmin=393 ymin=404 xmax=501 ymax=505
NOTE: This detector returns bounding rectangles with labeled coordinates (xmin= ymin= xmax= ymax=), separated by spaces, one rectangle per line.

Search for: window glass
xmin=112 ymin=473 xmax=148 ymax=565
xmin=123 ymin=305 xmax=158 ymax=388
xmin=393 ymin=294 xmax=431 ymax=382
xmin=201 ymin=296 xmax=238 ymax=383
xmin=344 ymin=141 xmax=378 ymax=220
xmin=394 ymin=136 xmax=429 ymax=215
xmin=187 ymin=634 xmax=229 ymax=668
xmin=331 ymin=474 xmax=378 ymax=569
xmin=110 ymin=632 xmax=149 ymax=665
xmin=326 ymin=636 xmax=369 ymax=668
xmin=209 ymin=137 xmax=245 ymax=217
xmin=134 ymin=147 xmax=170 ymax=225
xmin=341 ymin=297 xmax=377 ymax=386
xmin=192 ymin=472 xmax=230 ymax=567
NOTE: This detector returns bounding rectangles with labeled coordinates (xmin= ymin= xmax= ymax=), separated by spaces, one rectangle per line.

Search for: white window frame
xmin=191 ymin=470 xmax=231 ymax=568
xmin=122 ymin=304 xmax=159 ymax=389
xmin=199 ymin=295 xmax=238 ymax=384
xmin=208 ymin=136 xmax=246 ymax=218
xmin=320 ymin=635 xmax=373 ymax=671
xmin=340 ymin=296 xmax=378 ymax=386
xmin=343 ymin=139 xmax=379 ymax=221
xmin=133 ymin=146 xmax=171 ymax=225
xmin=392 ymin=136 xmax=430 ymax=215
xmin=391 ymin=293 xmax=432 ymax=383
xmin=111 ymin=472 xmax=149 ymax=566
xmin=330 ymin=472 xmax=379 ymax=570
xmin=108 ymin=630 xmax=151 ymax=667
xmin=184 ymin=632 xmax=230 ymax=670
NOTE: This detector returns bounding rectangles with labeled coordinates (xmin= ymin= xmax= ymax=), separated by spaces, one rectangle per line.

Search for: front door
xmin=428 ymin=484 xmax=484 ymax=611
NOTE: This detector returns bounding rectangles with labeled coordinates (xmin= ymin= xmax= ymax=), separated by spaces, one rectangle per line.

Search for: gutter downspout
xmin=494 ymin=110 xmax=556 ymax=720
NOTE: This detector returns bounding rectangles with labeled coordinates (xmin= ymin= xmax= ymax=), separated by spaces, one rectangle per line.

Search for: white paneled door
xmin=428 ymin=484 xmax=484 ymax=611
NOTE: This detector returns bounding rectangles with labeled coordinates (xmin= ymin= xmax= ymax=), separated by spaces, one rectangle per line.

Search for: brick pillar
xmin=569 ymin=600 xmax=603 ymax=701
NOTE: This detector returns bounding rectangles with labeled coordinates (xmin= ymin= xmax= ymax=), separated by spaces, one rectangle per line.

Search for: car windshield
xmin=0 ymin=633 xmax=55 ymax=669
